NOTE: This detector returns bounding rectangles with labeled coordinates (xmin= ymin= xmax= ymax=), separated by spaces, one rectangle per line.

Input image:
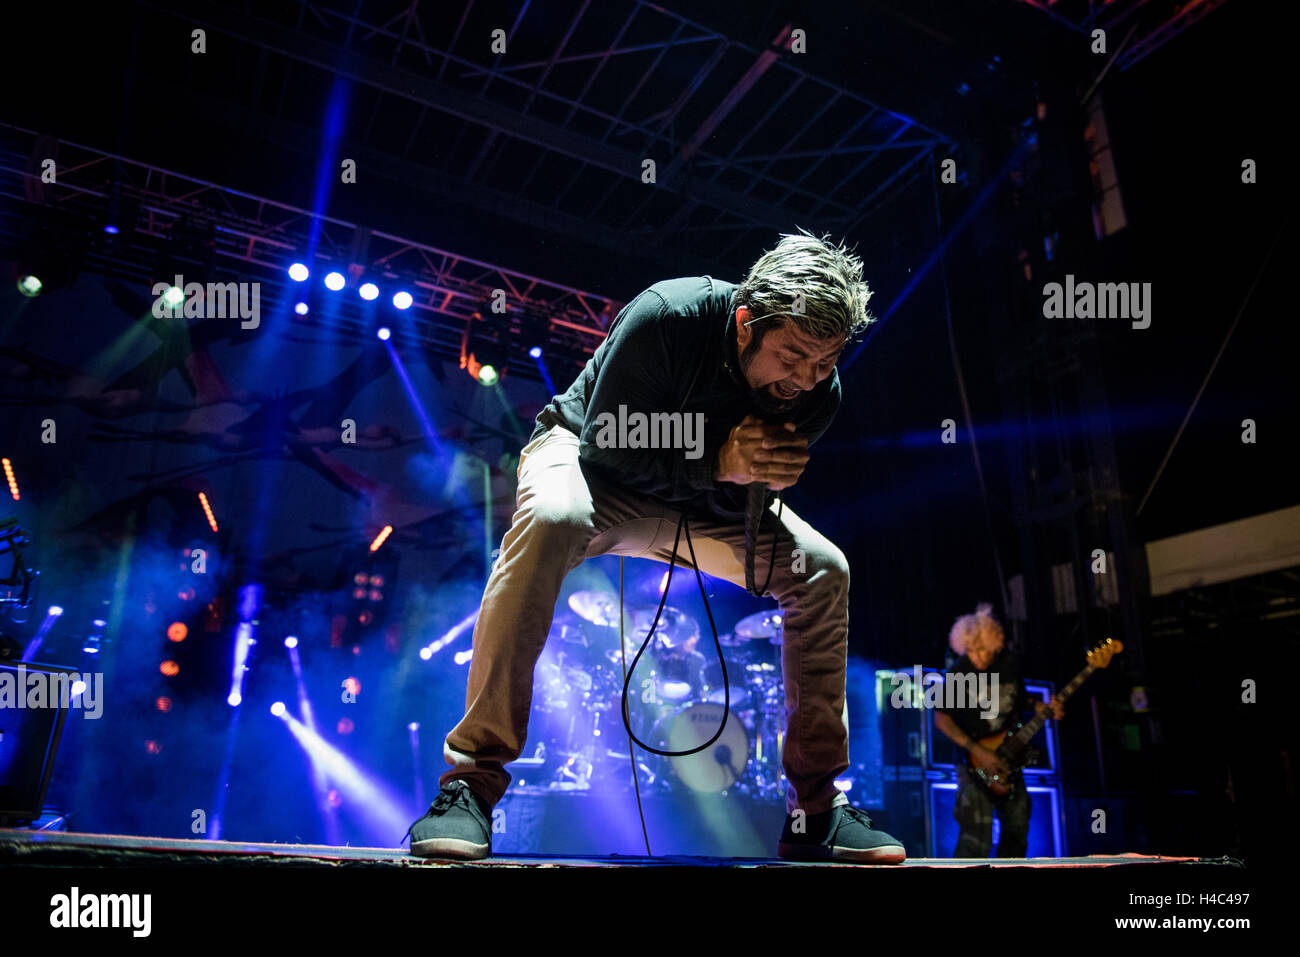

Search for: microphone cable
xmin=618 ymin=494 xmax=782 ymax=856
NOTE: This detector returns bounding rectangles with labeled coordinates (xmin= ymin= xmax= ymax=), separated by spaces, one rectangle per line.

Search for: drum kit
xmin=517 ymin=590 xmax=790 ymax=800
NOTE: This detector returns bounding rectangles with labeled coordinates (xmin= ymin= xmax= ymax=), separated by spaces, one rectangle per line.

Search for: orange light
xmin=197 ymin=492 xmax=219 ymax=532
xmin=156 ymin=696 xmax=173 ymax=712
xmin=167 ymin=622 xmax=188 ymax=642
xmin=1 ymin=458 xmax=18 ymax=501
xmin=145 ymin=740 xmax=163 ymax=754
xmin=368 ymin=525 xmax=393 ymax=552
xmin=160 ymin=660 xmax=180 ymax=676
xmin=178 ymin=587 xmax=195 ymax=601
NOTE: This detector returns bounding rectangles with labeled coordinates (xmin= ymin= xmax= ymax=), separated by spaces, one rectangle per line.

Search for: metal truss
xmin=0 ymin=123 xmax=618 ymax=375
xmin=134 ymin=0 xmax=954 ymax=267
xmin=1014 ymin=0 xmax=1233 ymax=70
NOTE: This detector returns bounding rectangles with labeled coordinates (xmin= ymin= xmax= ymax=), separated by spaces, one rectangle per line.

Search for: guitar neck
xmin=1009 ymin=663 xmax=1094 ymax=745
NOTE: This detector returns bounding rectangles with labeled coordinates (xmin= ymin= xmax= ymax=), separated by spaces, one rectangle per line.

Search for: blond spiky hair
xmin=948 ymin=602 xmax=1006 ymax=657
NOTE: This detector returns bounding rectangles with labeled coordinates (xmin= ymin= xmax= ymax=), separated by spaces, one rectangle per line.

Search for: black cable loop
xmin=620 ymin=508 xmax=731 ymax=757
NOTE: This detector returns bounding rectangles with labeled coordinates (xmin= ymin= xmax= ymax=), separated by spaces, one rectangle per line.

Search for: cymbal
xmin=734 ymin=609 xmax=784 ymax=641
xmin=568 ymin=590 xmax=621 ymax=627
xmin=629 ymin=606 xmax=700 ymax=649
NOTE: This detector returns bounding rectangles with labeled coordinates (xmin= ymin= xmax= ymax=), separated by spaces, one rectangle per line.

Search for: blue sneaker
xmin=777 ymin=804 xmax=906 ymax=863
xmin=403 ymin=781 xmax=492 ymax=860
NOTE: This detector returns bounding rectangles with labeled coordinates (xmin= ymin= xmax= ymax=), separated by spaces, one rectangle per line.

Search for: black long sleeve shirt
xmin=532 ymin=275 xmax=842 ymax=521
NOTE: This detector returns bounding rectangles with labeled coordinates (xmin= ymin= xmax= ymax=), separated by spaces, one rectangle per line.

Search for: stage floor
xmin=0 ymin=828 xmax=1215 ymax=869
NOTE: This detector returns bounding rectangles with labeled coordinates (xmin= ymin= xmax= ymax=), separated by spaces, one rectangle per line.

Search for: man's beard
xmin=740 ymin=338 xmax=799 ymax=417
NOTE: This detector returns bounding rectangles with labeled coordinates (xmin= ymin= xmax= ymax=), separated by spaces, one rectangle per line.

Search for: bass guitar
xmin=966 ymin=637 xmax=1123 ymax=797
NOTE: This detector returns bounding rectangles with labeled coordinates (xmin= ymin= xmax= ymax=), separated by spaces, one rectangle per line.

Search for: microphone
xmin=713 ymin=743 xmax=742 ymax=785
xmin=743 ymin=412 xmax=793 ymax=597
xmin=744 ymin=481 xmax=770 ymax=596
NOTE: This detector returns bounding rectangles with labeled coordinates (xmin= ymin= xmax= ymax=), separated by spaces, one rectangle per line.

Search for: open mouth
xmin=772 ymin=382 xmax=799 ymax=399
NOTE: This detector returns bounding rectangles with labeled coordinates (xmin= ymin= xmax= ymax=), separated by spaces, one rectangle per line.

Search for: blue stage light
xmin=324 ymin=271 xmax=346 ymax=291
xmin=288 ymin=263 xmax=309 ymax=282
xmin=392 ymin=291 xmax=413 ymax=310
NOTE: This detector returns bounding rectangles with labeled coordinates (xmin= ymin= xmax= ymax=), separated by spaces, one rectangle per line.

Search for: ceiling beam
xmin=145 ymin=0 xmax=804 ymax=234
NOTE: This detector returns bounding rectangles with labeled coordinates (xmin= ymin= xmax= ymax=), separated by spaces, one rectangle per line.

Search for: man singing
xmin=404 ymin=229 xmax=905 ymax=863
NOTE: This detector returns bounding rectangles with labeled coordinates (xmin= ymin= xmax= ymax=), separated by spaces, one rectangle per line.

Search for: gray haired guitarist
xmin=934 ymin=603 xmax=1122 ymax=857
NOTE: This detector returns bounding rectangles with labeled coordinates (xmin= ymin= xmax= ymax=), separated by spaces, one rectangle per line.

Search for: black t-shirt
xmin=936 ymin=649 xmax=1033 ymax=751
xmin=533 ymin=276 xmax=841 ymax=520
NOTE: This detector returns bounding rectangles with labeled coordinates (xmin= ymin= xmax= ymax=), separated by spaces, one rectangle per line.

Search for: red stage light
xmin=167 ymin=622 xmax=188 ymax=642
xmin=160 ymin=660 xmax=179 ymax=676
xmin=337 ymin=717 xmax=355 ymax=734
xmin=156 ymin=696 xmax=173 ymax=712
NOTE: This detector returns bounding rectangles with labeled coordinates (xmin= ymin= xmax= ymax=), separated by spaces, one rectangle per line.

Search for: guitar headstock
xmin=1086 ymin=637 xmax=1124 ymax=669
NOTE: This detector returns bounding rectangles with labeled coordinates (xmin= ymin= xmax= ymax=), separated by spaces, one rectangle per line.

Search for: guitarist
xmin=933 ymin=603 xmax=1064 ymax=858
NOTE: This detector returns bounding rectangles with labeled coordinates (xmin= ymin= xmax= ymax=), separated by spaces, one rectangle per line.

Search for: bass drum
xmin=651 ymin=702 xmax=749 ymax=793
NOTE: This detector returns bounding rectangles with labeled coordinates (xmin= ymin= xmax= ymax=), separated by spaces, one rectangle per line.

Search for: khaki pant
xmin=441 ymin=426 xmax=852 ymax=816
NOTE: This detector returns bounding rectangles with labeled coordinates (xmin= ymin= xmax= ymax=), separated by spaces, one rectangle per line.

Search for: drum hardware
xmin=733 ymin=609 xmax=783 ymax=642
xmin=568 ymin=590 xmax=621 ymax=627
xmin=650 ymin=702 xmax=749 ymax=793
xmin=527 ymin=602 xmax=792 ymax=799
xmin=628 ymin=605 xmax=699 ymax=651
